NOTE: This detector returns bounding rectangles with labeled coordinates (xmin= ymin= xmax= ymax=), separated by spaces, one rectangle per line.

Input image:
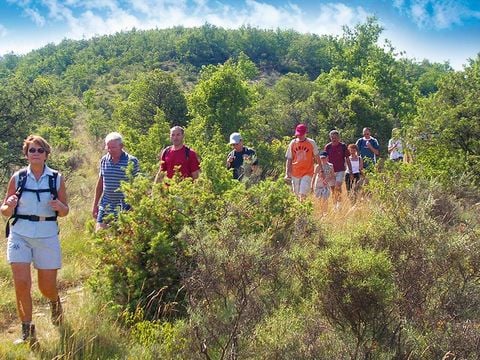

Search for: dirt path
xmin=3 ymin=285 xmax=85 ymax=342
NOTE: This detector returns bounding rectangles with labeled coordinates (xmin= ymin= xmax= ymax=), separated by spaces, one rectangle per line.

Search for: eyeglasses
xmin=28 ymin=147 xmax=46 ymax=154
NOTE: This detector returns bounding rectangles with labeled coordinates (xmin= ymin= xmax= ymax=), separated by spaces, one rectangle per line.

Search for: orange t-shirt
xmin=286 ymin=138 xmax=319 ymax=177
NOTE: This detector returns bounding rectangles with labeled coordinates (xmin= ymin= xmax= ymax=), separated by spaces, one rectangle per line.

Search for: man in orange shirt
xmin=285 ymin=124 xmax=320 ymax=201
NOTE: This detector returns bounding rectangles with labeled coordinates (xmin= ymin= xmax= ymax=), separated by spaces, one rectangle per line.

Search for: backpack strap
xmin=160 ymin=146 xmax=172 ymax=162
xmin=49 ymin=171 xmax=59 ymax=219
xmin=161 ymin=145 xmax=190 ymax=160
xmin=12 ymin=169 xmax=28 ymax=221
xmin=15 ymin=169 xmax=28 ymax=198
xmin=5 ymin=169 xmax=59 ymax=238
xmin=49 ymin=171 xmax=59 ymax=200
xmin=160 ymin=145 xmax=192 ymax=176
xmin=6 ymin=169 xmax=28 ymax=237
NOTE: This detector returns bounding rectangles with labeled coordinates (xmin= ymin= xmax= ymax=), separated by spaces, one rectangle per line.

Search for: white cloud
xmin=394 ymin=0 xmax=480 ymax=29
xmin=313 ymin=3 xmax=369 ymax=34
xmin=129 ymin=0 xmax=153 ymax=14
xmin=24 ymin=7 xmax=46 ymax=26
xmin=43 ymin=0 xmax=72 ymax=21
xmin=129 ymin=0 xmax=188 ymax=15
xmin=67 ymin=9 xmax=141 ymax=38
xmin=1 ymin=0 xmax=370 ymax=54
xmin=31 ymin=0 xmax=370 ymax=40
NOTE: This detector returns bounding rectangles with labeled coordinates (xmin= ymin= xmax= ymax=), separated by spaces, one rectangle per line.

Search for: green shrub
xmin=251 ymin=303 xmax=352 ymax=359
xmin=313 ymin=245 xmax=395 ymax=358
xmin=129 ymin=319 xmax=188 ymax=359
xmin=177 ymin=179 xmax=309 ymax=358
xmin=357 ymin=166 xmax=480 ymax=357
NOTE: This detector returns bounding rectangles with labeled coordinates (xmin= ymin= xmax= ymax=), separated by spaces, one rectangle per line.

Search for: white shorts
xmin=7 ymin=232 xmax=61 ymax=269
xmin=291 ymin=175 xmax=312 ymax=196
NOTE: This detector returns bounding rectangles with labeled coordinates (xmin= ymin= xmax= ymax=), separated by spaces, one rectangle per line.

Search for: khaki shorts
xmin=291 ymin=175 xmax=312 ymax=196
xmin=7 ymin=232 xmax=61 ymax=269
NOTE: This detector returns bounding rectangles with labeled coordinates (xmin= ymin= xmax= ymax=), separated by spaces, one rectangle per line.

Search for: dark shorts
xmin=345 ymin=173 xmax=361 ymax=192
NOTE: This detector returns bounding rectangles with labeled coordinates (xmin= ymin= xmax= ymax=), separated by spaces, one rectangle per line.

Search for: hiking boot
xmin=13 ymin=322 xmax=37 ymax=346
xmin=50 ymin=296 xmax=63 ymax=325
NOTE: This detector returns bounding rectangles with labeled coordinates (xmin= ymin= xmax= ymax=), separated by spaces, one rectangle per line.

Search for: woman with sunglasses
xmin=1 ymin=135 xmax=69 ymax=346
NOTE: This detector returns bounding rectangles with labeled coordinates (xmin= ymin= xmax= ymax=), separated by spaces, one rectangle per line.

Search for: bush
xmin=313 ymin=245 xmax=395 ymax=358
xmin=89 ymin=174 xmax=216 ymax=320
xmin=129 ymin=319 xmax=189 ymax=359
xmin=357 ymin=165 xmax=480 ymax=356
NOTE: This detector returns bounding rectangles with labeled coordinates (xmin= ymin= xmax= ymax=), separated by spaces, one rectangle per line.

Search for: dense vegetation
xmin=1 ymin=19 xmax=479 ymax=359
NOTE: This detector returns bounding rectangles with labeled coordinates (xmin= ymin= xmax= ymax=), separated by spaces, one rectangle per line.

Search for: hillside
xmin=1 ymin=20 xmax=480 ymax=359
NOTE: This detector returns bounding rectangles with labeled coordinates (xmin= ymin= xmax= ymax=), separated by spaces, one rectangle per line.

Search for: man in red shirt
xmin=324 ymin=130 xmax=352 ymax=207
xmin=154 ymin=126 xmax=200 ymax=182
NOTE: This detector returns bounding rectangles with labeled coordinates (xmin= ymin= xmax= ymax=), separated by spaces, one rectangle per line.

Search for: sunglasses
xmin=28 ymin=147 xmax=46 ymax=154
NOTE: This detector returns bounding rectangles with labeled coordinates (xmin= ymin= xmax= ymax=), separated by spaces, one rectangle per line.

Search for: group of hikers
xmin=285 ymin=124 xmax=403 ymax=210
xmin=1 ymin=124 xmax=403 ymax=345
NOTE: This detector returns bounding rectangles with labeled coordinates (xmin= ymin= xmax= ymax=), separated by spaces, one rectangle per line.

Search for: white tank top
xmin=348 ymin=157 xmax=360 ymax=174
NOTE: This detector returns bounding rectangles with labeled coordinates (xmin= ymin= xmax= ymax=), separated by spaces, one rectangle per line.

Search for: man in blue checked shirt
xmin=92 ymin=132 xmax=139 ymax=231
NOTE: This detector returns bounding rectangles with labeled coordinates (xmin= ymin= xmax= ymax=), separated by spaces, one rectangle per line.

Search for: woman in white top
xmin=345 ymin=144 xmax=364 ymax=194
xmin=388 ymin=128 xmax=404 ymax=161
xmin=1 ymin=135 xmax=69 ymax=345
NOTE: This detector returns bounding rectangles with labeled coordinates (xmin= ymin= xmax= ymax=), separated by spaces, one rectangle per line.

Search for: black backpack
xmin=5 ymin=169 xmax=59 ymax=237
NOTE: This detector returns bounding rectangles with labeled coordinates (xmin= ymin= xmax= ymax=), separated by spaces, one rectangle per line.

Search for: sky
xmin=0 ymin=0 xmax=479 ymax=70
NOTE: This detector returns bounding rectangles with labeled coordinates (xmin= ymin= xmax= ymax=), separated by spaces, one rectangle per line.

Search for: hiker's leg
xmin=298 ymin=175 xmax=312 ymax=202
xmin=32 ymin=234 xmax=61 ymax=301
xmin=38 ymin=269 xmax=59 ymax=301
xmin=38 ymin=269 xmax=63 ymax=325
xmin=11 ymin=263 xmax=33 ymax=322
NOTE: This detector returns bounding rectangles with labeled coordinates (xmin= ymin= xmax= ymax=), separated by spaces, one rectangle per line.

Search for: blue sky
xmin=0 ymin=0 xmax=479 ymax=70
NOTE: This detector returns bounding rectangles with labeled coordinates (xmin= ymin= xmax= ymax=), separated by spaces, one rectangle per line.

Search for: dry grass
xmin=310 ymin=185 xmax=373 ymax=236
xmin=0 ymin=287 xmax=127 ymax=359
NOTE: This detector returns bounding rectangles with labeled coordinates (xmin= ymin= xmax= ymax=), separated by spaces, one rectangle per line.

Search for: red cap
xmin=295 ymin=124 xmax=307 ymax=136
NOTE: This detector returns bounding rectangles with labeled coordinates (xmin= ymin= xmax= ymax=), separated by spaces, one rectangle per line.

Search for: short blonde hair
xmin=22 ymin=135 xmax=51 ymax=156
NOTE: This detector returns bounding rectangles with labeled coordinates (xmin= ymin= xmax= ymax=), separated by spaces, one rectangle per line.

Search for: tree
xmin=110 ymin=69 xmax=189 ymax=174
xmin=188 ymin=59 xmax=253 ymax=142
xmin=114 ymin=69 xmax=188 ymax=132
xmin=332 ymin=17 xmax=384 ymax=78
xmin=249 ymin=73 xmax=315 ymax=141
xmin=306 ymin=70 xmax=391 ymax=146
xmin=176 ymin=24 xmax=230 ymax=67
xmin=400 ymin=59 xmax=452 ymax=97
xmin=0 ymin=76 xmax=54 ymax=182
xmin=408 ymin=56 xmax=480 ymax=181
xmin=284 ymin=33 xmax=333 ymax=79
